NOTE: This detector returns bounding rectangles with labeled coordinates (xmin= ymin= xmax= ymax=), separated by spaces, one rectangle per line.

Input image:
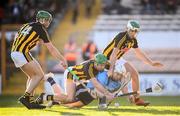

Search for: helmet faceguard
xmin=127 ymin=20 xmax=140 ymax=32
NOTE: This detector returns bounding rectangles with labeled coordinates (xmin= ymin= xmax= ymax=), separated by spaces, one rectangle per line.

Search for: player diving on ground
xmin=36 ymin=53 xmax=115 ymax=105
xmin=36 ymin=59 xmax=147 ymax=108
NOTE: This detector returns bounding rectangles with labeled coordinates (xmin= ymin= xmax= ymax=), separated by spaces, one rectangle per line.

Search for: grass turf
xmin=0 ymin=95 xmax=180 ymax=116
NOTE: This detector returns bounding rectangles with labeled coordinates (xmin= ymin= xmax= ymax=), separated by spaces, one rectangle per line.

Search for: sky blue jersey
xmin=87 ymin=71 xmax=122 ymax=92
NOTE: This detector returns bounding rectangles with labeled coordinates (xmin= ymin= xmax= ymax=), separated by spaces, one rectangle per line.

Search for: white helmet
xmin=114 ymin=61 xmax=126 ymax=74
xmin=127 ymin=20 xmax=140 ymax=32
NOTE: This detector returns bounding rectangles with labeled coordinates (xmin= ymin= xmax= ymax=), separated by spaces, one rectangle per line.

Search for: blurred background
xmin=0 ymin=0 xmax=180 ymax=103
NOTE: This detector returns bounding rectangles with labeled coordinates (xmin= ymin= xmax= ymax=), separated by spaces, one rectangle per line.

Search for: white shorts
xmin=62 ymin=69 xmax=69 ymax=94
xmin=11 ymin=51 xmax=34 ymax=68
xmin=116 ymin=58 xmax=127 ymax=66
xmin=64 ymin=67 xmax=77 ymax=80
xmin=114 ymin=58 xmax=127 ymax=73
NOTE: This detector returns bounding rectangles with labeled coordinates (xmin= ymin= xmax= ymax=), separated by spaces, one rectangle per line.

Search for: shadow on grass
xmin=45 ymin=109 xmax=85 ymax=116
xmin=84 ymin=107 xmax=180 ymax=115
xmin=0 ymin=95 xmax=22 ymax=107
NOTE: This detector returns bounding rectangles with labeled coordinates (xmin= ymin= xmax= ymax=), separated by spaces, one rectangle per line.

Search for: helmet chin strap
xmin=127 ymin=31 xmax=138 ymax=38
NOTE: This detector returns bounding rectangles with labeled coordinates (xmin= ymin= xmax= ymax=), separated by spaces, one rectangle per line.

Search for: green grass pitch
xmin=0 ymin=95 xmax=180 ymax=116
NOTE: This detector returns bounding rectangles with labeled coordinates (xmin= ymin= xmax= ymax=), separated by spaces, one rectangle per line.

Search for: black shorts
xmin=76 ymin=84 xmax=94 ymax=105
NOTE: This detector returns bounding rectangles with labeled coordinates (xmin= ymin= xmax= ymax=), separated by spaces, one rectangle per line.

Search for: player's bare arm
xmin=43 ymin=41 xmax=68 ymax=68
xmin=108 ymin=48 xmax=119 ymax=76
xmin=134 ymin=48 xmax=163 ymax=67
xmin=90 ymin=78 xmax=114 ymax=100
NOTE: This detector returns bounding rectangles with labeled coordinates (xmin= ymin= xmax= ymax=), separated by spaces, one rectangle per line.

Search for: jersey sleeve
xmin=114 ymin=33 xmax=122 ymax=48
xmin=34 ymin=24 xmax=50 ymax=43
xmin=133 ymin=39 xmax=138 ymax=48
xmin=87 ymin=64 xmax=96 ymax=79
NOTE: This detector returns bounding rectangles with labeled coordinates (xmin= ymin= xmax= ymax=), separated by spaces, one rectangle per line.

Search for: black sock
xmin=47 ymin=77 xmax=56 ymax=86
xmin=47 ymin=95 xmax=54 ymax=101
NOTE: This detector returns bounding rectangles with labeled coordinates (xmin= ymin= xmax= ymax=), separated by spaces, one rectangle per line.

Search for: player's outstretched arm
xmin=108 ymin=48 xmax=119 ymax=76
xmin=90 ymin=78 xmax=114 ymax=100
xmin=134 ymin=48 xmax=163 ymax=67
xmin=43 ymin=42 xmax=68 ymax=68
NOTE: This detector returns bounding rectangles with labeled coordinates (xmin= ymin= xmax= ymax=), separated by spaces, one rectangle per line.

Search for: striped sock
xmin=23 ymin=92 xmax=30 ymax=97
xmin=29 ymin=96 xmax=35 ymax=103
xmin=47 ymin=95 xmax=54 ymax=101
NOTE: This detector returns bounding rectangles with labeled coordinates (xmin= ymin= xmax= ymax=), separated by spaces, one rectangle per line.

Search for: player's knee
xmin=131 ymin=70 xmax=138 ymax=78
xmin=125 ymin=63 xmax=138 ymax=75
xmin=126 ymin=66 xmax=138 ymax=78
xmin=132 ymin=70 xmax=139 ymax=77
xmin=39 ymin=73 xmax=44 ymax=79
xmin=30 ymin=72 xmax=44 ymax=79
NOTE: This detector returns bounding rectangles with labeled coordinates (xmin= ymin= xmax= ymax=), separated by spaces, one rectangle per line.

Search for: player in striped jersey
xmin=36 ymin=59 xmax=134 ymax=108
xmin=103 ymin=20 xmax=163 ymax=106
xmin=10 ymin=10 xmax=67 ymax=109
xmin=36 ymin=53 xmax=114 ymax=104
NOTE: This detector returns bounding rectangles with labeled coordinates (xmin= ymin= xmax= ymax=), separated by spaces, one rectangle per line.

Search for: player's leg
xmin=124 ymin=62 xmax=150 ymax=106
xmin=53 ymin=69 xmax=76 ymax=103
xmin=52 ymin=69 xmax=76 ymax=103
xmin=63 ymin=84 xmax=94 ymax=108
xmin=63 ymin=101 xmax=85 ymax=108
xmin=51 ymin=78 xmax=76 ymax=103
xmin=45 ymin=74 xmax=69 ymax=102
xmin=64 ymin=79 xmax=76 ymax=102
xmin=124 ymin=62 xmax=139 ymax=94
xmin=44 ymin=76 xmax=97 ymax=108
xmin=19 ymin=60 xmax=46 ymax=109
xmin=37 ymin=72 xmax=76 ymax=103
xmin=20 ymin=59 xmax=44 ymax=94
xmin=11 ymin=52 xmax=45 ymax=109
xmin=26 ymin=76 xmax=35 ymax=103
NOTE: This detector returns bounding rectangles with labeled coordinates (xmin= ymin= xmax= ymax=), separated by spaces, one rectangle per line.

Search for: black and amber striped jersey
xmin=11 ymin=22 xmax=50 ymax=53
xmin=103 ymin=31 xmax=138 ymax=60
xmin=68 ymin=60 xmax=100 ymax=80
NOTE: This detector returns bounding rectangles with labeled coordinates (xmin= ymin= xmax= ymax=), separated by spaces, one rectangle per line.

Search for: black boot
xmin=18 ymin=95 xmax=46 ymax=109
